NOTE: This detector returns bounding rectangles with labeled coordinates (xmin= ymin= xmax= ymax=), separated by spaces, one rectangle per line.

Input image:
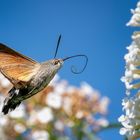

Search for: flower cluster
xmin=0 ymin=74 xmax=109 ymax=140
xmin=119 ymin=95 xmax=140 ymax=139
xmin=121 ymin=32 xmax=140 ymax=95
xmin=119 ymin=1 xmax=140 ymax=139
xmin=127 ymin=1 xmax=140 ymax=26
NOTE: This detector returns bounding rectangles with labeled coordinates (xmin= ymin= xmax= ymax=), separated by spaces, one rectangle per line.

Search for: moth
xmin=0 ymin=35 xmax=88 ymax=114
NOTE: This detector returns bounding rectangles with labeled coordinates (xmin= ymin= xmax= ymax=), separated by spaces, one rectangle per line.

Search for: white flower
xmin=46 ymin=92 xmax=62 ymax=109
xmin=9 ymin=104 xmax=26 ymax=118
xmin=62 ymin=97 xmax=72 ymax=115
xmin=118 ymin=115 xmax=133 ymax=129
xmin=0 ymin=73 xmax=5 ymax=81
xmin=0 ymin=116 xmax=8 ymax=126
xmin=122 ymin=98 xmax=133 ymax=110
xmin=1 ymin=78 xmax=11 ymax=88
xmin=127 ymin=2 xmax=140 ymax=26
xmin=120 ymin=12 xmax=140 ymax=138
xmin=0 ymin=73 xmax=11 ymax=88
xmin=54 ymin=120 xmax=64 ymax=131
xmin=76 ymin=111 xmax=84 ymax=119
xmin=96 ymin=118 xmax=109 ymax=127
xmin=32 ymin=130 xmax=49 ymax=140
xmin=27 ymin=110 xmax=37 ymax=126
xmin=99 ymin=97 xmax=110 ymax=114
xmin=80 ymin=82 xmax=100 ymax=101
xmin=119 ymin=127 xmax=130 ymax=135
xmin=53 ymin=80 xmax=68 ymax=95
xmin=0 ymin=95 xmax=5 ymax=109
xmin=66 ymin=85 xmax=77 ymax=93
xmin=14 ymin=123 xmax=26 ymax=133
xmin=37 ymin=107 xmax=53 ymax=123
xmin=0 ymin=95 xmax=8 ymax=125
xmin=119 ymin=95 xmax=140 ymax=138
xmin=132 ymin=32 xmax=140 ymax=45
xmin=121 ymin=32 xmax=140 ymax=95
xmin=80 ymin=82 xmax=95 ymax=95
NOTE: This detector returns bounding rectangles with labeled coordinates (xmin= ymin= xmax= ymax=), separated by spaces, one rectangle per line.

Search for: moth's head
xmin=50 ymin=59 xmax=64 ymax=70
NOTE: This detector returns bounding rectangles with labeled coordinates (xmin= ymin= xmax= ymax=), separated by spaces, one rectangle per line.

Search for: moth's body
xmin=12 ymin=60 xmax=62 ymax=102
xmin=0 ymin=37 xmax=87 ymax=115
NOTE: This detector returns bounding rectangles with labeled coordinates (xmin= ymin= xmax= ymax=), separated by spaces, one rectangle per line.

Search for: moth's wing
xmin=0 ymin=43 xmax=40 ymax=87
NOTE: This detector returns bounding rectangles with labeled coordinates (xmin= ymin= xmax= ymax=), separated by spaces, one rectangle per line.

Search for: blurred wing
xmin=0 ymin=43 xmax=40 ymax=87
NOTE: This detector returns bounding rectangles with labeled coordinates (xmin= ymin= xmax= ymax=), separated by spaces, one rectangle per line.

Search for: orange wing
xmin=0 ymin=43 xmax=40 ymax=87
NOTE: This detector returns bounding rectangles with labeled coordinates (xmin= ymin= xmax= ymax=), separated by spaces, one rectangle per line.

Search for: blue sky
xmin=0 ymin=0 xmax=137 ymax=139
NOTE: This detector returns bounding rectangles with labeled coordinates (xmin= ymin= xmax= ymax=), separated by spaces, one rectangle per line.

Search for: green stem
xmin=72 ymin=120 xmax=85 ymax=140
xmin=47 ymin=123 xmax=57 ymax=140
xmin=100 ymin=123 xmax=122 ymax=131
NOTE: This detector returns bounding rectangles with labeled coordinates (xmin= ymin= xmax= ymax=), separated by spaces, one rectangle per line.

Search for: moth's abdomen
xmin=2 ymin=88 xmax=21 ymax=115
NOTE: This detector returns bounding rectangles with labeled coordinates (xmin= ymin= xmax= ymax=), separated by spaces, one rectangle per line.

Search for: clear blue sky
xmin=0 ymin=0 xmax=137 ymax=139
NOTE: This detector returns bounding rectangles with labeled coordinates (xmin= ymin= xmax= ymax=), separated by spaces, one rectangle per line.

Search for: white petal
xmin=9 ymin=104 xmax=26 ymax=118
xmin=14 ymin=123 xmax=26 ymax=133
xmin=46 ymin=93 xmax=62 ymax=109
xmin=32 ymin=130 xmax=49 ymax=140
xmin=120 ymin=127 xmax=129 ymax=135
xmin=54 ymin=120 xmax=64 ymax=131
xmin=37 ymin=107 xmax=53 ymax=123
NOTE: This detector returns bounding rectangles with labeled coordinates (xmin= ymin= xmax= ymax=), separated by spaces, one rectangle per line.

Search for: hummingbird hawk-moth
xmin=0 ymin=35 xmax=88 ymax=114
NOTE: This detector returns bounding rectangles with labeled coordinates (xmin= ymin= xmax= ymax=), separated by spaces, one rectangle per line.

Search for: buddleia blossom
xmin=0 ymin=74 xmax=109 ymax=140
xmin=119 ymin=33 xmax=140 ymax=139
xmin=127 ymin=1 xmax=140 ymax=26
xmin=119 ymin=96 xmax=140 ymax=139
xmin=119 ymin=1 xmax=140 ymax=139
xmin=121 ymin=32 xmax=140 ymax=95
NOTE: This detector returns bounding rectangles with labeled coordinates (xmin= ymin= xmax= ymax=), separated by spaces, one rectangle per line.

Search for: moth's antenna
xmin=63 ymin=54 xmax=88 ymax=74
xmin=54 ymin=35 xmax=61 ymax=58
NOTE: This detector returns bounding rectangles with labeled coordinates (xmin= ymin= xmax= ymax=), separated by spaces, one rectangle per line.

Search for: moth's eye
xmin=54 ymin=60 xmax=59 ymax=65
